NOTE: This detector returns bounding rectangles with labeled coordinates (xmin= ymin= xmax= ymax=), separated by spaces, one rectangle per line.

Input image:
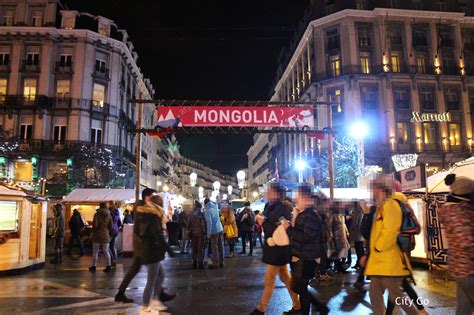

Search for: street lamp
xmin=237 ymin=170 xmax=245 ymax=189
xmin=163 ymin=184 xmax=169 ymax=192
xmin=252 ymin=191 xmax=259 ymax=199
xmin=211 ymin=190 xmax=219 ymax=201
xmin=223 ymin=193 xmax=228 ymax=200
xmin=198 ymin=186 xmax=204 ymax=200
xmin=189 ymin=172 xmax=197 ymax=187
xmin=227 ymin=185 xmax=233 ymax=196
xmin=295 ymin=159 xmax=307 ymax=183
xmin=350 ymin=121 xmax=369 ymax=139
xmin=213 ymin=181 xmax=221 ymax=192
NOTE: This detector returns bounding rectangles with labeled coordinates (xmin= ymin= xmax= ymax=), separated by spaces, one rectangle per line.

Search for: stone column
xmin=341 ymin=18 xmax=358 ymax=68
xmin=452 ymin=23 xmax=463 ymax=72
xmin=404 ymin=20 xmax=415 ymax=68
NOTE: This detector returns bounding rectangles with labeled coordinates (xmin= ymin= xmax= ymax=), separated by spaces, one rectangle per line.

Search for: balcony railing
xmin=90 ymin=100 xmax=110 ymax=114
xmin=119 ymin=110 xmax=136 ymax=130
xmin=0 ymin=95 xmax=51 ymax=108
xmin=0 ymin=62 xmax=10 ymax=73
xmin=308 ymin=63 xmax=463 ymax=83
xmin=20 ymin=60 xmax=40 ymax=72
xmin=0 ymin=138 xmax=137 ymax=162
xmin=93 ymin=65 xmax=109 ymax=79
xmin=55 ymin=61 xmax=73 ymax=74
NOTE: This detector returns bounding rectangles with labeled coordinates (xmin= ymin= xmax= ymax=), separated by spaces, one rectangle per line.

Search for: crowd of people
xmin=47 ymin=173 xmax=474 ymax=314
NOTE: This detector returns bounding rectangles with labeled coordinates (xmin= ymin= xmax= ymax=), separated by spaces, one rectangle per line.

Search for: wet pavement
xmin=0 ymin=244 xmax=456 ymax=315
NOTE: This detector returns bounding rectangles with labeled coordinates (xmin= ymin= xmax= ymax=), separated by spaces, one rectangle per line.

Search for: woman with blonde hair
xmin=220 ymin=206 xmax=238 ymax=258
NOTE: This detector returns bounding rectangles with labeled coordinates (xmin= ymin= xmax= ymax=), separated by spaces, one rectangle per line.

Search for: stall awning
xmin=63 ymin=189 xmax=136 ymax=204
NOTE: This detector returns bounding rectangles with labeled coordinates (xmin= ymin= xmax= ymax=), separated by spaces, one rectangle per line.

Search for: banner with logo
xmin=398 ymin=164 xmax=426 ymax=191
xmin=156 ymin=106 xmax=314 ymax=128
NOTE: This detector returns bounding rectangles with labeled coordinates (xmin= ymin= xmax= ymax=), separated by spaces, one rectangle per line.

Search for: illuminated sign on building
xmin=410 ymin=111 xmax=451 ymax=123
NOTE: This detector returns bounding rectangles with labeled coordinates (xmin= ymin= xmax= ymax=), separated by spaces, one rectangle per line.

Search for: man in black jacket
xmin=68 ymin=208 xmax=85 ymax=256
xmin=250 ymin=184 xmax=300 ymax=315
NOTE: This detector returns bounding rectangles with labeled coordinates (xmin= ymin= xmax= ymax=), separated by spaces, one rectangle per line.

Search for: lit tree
xmin=70 ymin=145 xmax=126 ymax=188
xmin=313 ymin=136 xmax=358 ymax=188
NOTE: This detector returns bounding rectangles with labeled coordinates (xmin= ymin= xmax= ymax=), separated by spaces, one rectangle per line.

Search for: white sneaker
xmin=140 ymin=306 xmax=152 ymax=313
xmin=150 ymin=299 xmax=168 ymax=311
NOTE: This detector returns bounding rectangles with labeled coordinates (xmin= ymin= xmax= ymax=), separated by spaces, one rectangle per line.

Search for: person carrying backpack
xmin=364 ymin=177 xmax=418 ymax=315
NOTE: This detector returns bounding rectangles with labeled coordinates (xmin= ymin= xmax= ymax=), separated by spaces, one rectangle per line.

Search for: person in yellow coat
xmin=364 ymin=177 xmax=418 ymax=315
xmin=221 ymin=206 xmax=238 ymax=258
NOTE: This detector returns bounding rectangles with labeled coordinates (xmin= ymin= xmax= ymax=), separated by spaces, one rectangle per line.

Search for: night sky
xmin=68 ymin=0 xmax=309 ymax=175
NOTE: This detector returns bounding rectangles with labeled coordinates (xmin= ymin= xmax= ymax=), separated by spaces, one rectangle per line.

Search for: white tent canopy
xmin=319 ymin=188 xmax=371 ymax=200
xmin=412 ymin=157 xmax=474 ymax=193
xmin=63 ymin=188 xmax=136 ymax=204
xmin=0 ymin=185 xmax=26 ymax=197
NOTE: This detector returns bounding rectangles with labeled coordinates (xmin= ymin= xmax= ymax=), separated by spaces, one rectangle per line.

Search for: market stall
xmin=407 ymin=157 xmax=474 ymax=267
xmin=62 ymin=188 xmax=136 ymax=252
xmin=0 ymin=185 xmax=47 ymax=273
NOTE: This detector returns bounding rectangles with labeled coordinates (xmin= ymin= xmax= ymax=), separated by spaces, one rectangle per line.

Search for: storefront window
xmin=0 ymin=200 xmax=19 ymax=232
xmin=14 ymin=161 xmax=33 ymax=182
xmin=46 ymin=162 xmax=67 ymax=183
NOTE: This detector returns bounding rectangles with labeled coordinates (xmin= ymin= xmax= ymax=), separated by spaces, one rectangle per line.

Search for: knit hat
xmin=445 ymin=174 xmax=474 ymax=203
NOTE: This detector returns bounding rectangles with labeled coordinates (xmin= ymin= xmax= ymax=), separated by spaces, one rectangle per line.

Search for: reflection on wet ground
xmin=0 ymin=247 xmax=456 ymax=314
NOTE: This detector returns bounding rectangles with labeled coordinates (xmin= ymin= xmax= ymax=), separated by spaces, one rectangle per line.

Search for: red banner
xmin=157 ymin=106 xmax=314 ymax=128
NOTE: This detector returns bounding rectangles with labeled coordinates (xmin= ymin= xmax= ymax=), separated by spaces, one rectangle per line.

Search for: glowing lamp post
xmin=198 ymin=186 xmax=204 ymax=200
xmin=252 ymin=191 xmax=259 ymax=200
xmin=163 ymin=184 xmax=169 ymax=192
xmin=189 ymin=172 xmax=197 ymax=187
xmin=227 ymin=185 xmax=233 ymax=196
xmin=295 ymin=159 xmax=307 ymax=183
xmin=237 ymin=170 xmax=245 ymax=189
xmin=213 ymin=181 xmax=221 ymax=192
xmin=223 ymin=193 xmax=228 ymax=200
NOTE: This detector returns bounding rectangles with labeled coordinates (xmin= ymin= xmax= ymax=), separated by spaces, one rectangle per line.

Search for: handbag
xmin=224 ymin=224 xmax=236 ymax=238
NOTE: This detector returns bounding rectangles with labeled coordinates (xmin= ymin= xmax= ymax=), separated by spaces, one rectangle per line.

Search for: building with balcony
xmin=176 ymin=155 xmax=238 ymax=201
xmin=249 ymin=3 xmax=474 ymax=185
xmin=0 ymin=0 xmax=161 ymax=195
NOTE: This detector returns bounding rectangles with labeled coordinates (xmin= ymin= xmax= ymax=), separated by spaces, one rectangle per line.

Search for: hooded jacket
xmin=133 ymin=201 xmax=173 ymax=265
xmin=237 ymin=207 xmax=256 ymax=233
xmin=261 ymin=201 xmax=292 ymax=266
xmin=204 ymin=201 xmax=223 ymax=235
xmin=91 ymin=206 xmax=112 ymax=244
xmin=365 ymin=192 xmax=412 ymax=277
xmin=69 ymin=210 xmax=85 ymax=235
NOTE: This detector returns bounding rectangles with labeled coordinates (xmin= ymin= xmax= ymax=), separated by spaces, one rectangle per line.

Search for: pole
xmin=135 ymin=93 xmax=143 ymax=203
xmin=327 ymin=103 xmax=335 ymax=200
